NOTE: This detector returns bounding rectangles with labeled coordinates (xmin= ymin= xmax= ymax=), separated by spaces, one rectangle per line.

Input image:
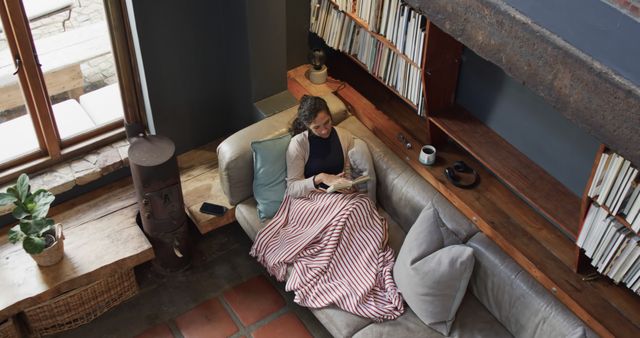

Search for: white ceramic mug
xmin=419 ymin=145 xmax=436 ymax=165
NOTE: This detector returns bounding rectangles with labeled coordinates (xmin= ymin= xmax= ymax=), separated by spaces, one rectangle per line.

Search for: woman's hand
xmin=315 ymin=173 xmax=353 ymax=192
xmin=323 ymin=172 xmax=350 ymax=186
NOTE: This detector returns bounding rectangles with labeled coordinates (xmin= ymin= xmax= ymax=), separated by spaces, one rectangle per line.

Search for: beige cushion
xmin=0 ymin=114 xmax=39 ymax=162
xmin=79 ymin=84 xmax=124 ymax=126
xmin=349 ymin=138 xmax=376 ymax=202
xmin=52 ymin=99 xmax=96 ymax=139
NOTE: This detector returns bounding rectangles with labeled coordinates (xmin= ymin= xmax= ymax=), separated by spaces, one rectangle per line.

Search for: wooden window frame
xmin=0 ymin=0 xmax=145 ymax=185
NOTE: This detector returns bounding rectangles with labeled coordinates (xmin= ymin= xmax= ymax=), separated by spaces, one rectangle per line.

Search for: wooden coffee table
xmin=0 ymin=178 xmax=154 ymax=326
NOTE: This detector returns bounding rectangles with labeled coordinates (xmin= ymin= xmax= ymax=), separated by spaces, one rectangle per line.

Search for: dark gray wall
xmin=132 ymin=0 xmax=291 ymax=154
xmin=453 ymin=0 xmax=640 ymax=196
xmin=504 ymin=0 xmax=640 ymax=87
xmin=286 ymin=0 xmax=311 ymax=69
xmin=132 ymin=0 xmax=254 ymax=154
xmin=246 ymin=0 xmax=287 ymax=102
xmin=456 ymin=48 xmax=601 ymax=196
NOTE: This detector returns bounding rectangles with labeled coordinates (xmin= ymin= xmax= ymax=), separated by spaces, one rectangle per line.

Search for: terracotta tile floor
xmin=252 ymin=313 xmax=314 ymax=338
xmin=223 ymin=276 xmax=286 ymax=326
xmin=54 ymin=224 xmax=330 ymax=338
xmin=136 ymin=276 xmax=312 ymax=338
xmin=174 ymin=298 xmax=238 ymax=338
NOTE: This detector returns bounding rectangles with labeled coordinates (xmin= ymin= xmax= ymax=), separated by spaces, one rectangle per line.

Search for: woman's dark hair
xmin=290 ymin=95 xmax=331 ymax=135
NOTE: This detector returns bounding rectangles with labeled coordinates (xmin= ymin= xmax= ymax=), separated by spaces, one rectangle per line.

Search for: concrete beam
xmin=406 ymin=0 xmax=640 ymax=165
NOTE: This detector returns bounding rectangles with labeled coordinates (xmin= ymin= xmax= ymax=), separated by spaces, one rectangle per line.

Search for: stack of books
xmin=588 ymin=152 xmax=640 ymax=229
xmin=310 ymin=0 xmax=427 ymax=115
xmin=577 ymin=151 xmax=640 ymax=294
xmin=577 ymin=204 xmax=640 ymax=294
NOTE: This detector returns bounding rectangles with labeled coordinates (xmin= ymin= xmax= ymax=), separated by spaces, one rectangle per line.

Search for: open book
xmin=326 ymin=175 xmax=370 ymax=193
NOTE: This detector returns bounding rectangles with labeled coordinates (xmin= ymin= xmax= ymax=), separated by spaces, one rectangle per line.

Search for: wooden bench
xmin=0 ymin=0 xmax=74 ymax=33
xmin=0 ymin=22 xmax=111 ymax=112
xmin=23 ymin=0 xmax=74 ymax=30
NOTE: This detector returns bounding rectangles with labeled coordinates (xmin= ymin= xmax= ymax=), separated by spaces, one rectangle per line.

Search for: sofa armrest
xmin=217 ymin=93 xmax=349 ymax=205
xmin=217 ymin=108 xmax=295 ymax=205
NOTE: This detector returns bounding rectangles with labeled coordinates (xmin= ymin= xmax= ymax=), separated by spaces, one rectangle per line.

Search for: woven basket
xmin=24 ymin=269 xmax=138 ymax=336
xmin=0 ymin=318 xmax=19 ymax=338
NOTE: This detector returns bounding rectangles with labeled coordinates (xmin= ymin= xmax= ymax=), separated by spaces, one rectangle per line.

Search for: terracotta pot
xmin=31 ymin=223 xmax=64 ymax=267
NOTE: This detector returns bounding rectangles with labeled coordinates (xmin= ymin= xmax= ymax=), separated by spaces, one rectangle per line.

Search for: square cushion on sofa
xmin=394 ymin=204 xmax=474 ymax=336
xmin=251 ymin=133 xmax=291 ymax=220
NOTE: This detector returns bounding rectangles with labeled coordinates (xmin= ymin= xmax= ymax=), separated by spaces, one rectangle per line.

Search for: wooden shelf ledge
xmin=429 ymin=106 xmax=581 ymax=239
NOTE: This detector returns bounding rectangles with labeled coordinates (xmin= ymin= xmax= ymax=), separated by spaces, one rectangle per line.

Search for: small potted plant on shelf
xmin=0 ymin=173 xmax=64 ymax=266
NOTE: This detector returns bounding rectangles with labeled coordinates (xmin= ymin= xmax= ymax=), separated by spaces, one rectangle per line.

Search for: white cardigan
xmin=285 ymin=127 xmax=354 ymax=198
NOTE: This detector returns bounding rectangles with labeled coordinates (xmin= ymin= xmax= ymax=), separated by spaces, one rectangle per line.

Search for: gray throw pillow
xmin=394 ymin=205 xmax=474 ymax=336
xmin=348 ymin=138 xmax=376 ymax=202
xmin=251 ymin=133 xmax=291 ymax=220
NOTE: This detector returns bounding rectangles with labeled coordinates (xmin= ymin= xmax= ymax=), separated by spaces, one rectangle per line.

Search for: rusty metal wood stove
xmin=128 ymin=134 xmax=191 ymax=272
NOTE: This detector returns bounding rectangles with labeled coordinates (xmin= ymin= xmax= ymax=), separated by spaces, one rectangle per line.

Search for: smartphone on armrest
xmin=199 ymin=202 xmax=228 ymax=216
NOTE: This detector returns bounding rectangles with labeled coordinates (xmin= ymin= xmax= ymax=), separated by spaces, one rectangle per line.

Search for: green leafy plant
xmin=0 ymin=174 xmax=56 ymax=254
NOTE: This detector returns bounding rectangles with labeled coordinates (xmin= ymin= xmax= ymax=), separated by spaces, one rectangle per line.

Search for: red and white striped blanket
xmin=250 ymin=191 xmax=405 ymax=321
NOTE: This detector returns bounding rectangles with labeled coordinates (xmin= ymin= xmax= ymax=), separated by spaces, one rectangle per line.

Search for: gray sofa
xmin=217 ymin=93 xmax=597 ymax=338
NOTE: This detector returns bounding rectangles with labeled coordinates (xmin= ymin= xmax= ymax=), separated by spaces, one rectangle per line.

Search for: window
xmin=0 ymin=0 xmax=143 ymax=183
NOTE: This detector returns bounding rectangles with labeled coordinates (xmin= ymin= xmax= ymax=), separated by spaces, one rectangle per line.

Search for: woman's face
xmin=307 ymin=111 xmax=332 ymax=138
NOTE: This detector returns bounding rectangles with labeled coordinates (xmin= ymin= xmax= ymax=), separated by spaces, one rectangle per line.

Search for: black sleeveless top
xmin=304 ymin=128 xmax=344 ymax=179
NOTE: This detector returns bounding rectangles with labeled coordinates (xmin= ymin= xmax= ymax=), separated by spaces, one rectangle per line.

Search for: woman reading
xmin=251 ymin=95 xmax=404 ymax=321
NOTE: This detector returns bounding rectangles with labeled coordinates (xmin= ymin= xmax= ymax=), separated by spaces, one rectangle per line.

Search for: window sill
xmin=0 ymin=139 xmax=130 ymax=216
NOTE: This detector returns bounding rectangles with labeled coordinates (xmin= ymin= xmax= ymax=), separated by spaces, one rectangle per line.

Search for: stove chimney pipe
xmin=128 ymin=133 xmax=191 ymax=272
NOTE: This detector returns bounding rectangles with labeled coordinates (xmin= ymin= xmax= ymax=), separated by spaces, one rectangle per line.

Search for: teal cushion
xmin=251 ymin=134 xmax=292 ymax=220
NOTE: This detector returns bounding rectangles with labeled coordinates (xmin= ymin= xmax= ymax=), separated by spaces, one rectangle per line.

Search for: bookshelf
xmin=575 ymin=146 xmax=640 ymax=294
xmin=310 ymin=0 xmax=458 ymax=115
xmin=308 ymin=0 xmax=640 ymax=336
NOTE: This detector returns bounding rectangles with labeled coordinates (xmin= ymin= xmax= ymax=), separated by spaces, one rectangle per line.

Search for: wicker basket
xmin=0 ymin=318 xmax=19 ymax=338
xmin=24 ymin=269 xmax=138 ymax=336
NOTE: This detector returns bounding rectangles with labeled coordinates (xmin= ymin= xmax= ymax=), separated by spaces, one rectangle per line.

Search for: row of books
xmin=354 ymin=30 xmax=424 ymax=108
xmin=588 ymin=152 xmax=640 ymax=230
xmin=380 ymin=1 xmax=426 ymax=66
xmin=310 ymin=0 xmax=425 ymax=112
xmin=577 ymin=203 xmax=640 ymax=294
xmin=317 ymin=0 xmax=426 ymax=66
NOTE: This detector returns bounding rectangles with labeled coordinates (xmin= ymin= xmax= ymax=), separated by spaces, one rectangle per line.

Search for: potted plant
xmin=0 ymin=173 xmax=64 ymax=266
